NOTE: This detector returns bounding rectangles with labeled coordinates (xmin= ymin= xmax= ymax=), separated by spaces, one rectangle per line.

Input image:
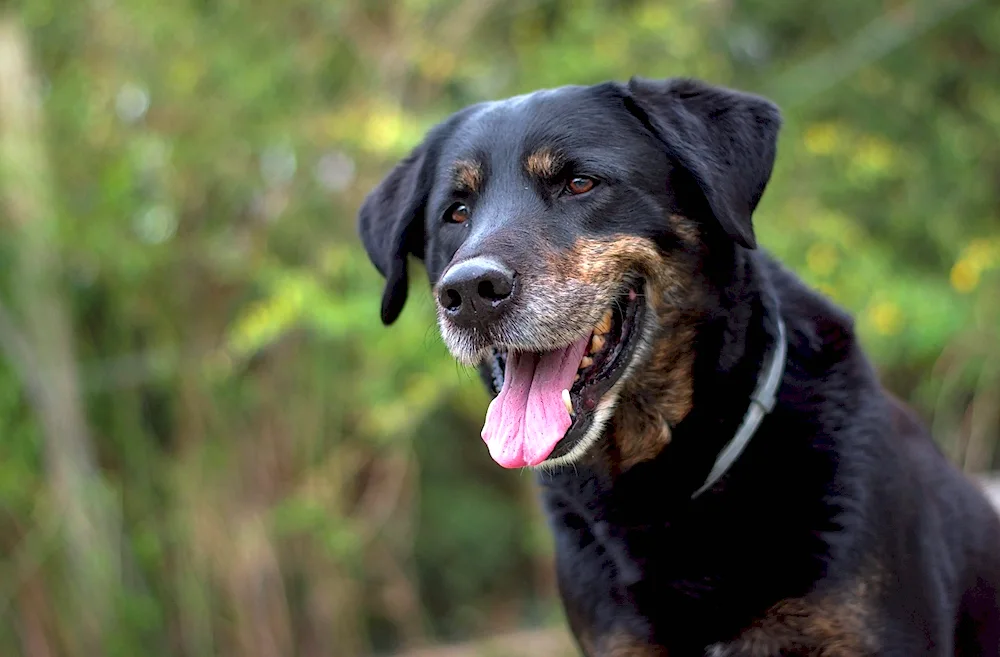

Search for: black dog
xmin=358 ymin=77 xmax=1000 ymax=656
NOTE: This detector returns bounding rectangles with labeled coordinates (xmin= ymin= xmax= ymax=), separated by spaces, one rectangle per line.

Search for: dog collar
xmin=691 ymin=313 xmax=787 ymax=499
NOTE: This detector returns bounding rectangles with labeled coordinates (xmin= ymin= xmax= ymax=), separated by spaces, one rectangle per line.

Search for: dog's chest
xmin=549 ymin=511 xmax=662 ymax=654
xmin=564 ymin=586 xmax=877 ymax=657
xmin=547 ymin=499 xmax=877 ymax=657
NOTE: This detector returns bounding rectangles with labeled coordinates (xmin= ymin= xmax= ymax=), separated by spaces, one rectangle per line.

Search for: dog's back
xmin=883 ymin=393 xmax=1000 ymax=654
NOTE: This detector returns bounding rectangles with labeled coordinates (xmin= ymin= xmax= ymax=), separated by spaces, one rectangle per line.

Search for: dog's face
xmin=359 ymin=78 xmax=780 ymax=470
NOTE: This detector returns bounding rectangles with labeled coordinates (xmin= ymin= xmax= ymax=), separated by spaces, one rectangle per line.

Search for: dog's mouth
xmin=480 ymin=282 xmax=647 ymax=468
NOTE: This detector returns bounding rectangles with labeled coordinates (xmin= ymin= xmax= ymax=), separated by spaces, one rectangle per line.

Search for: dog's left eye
xmin=566 ymin=176 xmax=596 ymax=195
xmin=445 ymin=203 xmax=469 ymax=224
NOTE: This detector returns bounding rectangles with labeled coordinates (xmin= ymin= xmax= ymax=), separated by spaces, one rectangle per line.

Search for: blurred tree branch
xmin=0 ymin=13 xmax=120 ymax=655
xmin=0 ymin=299 xmax=42 ymax=401
xmin=767 ymin=0 xmax=982 ymax=107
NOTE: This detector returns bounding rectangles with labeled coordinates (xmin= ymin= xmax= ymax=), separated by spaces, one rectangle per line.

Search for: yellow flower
xmin=804 ymin=123 xmax=840 ymax=156
xmin=593 ymin=29 xmax=630 ymax=65
xmin=806 ymin=243 xmax=838 ymax=277
xmin=636 ymin=3 xmax=674 ymax=31
xmin=963 ymin=238 xmax=1000 ymax=271
xmin=850 ymin=136 xmax=895 ymax=176
xmin=815 ymin=283 xmax=839 ymax=301
xmin=365 ymin=108 xmax=404 ymax=153
xmin=950 ymin=259 xmax=980 ymax=294
xmin=868 ymin=301 xmax=903 ymax=336
xmin=418 ymin=48 xmax=457 ymax=82
xmin=169 ymin=56 xmax=204 ymax=95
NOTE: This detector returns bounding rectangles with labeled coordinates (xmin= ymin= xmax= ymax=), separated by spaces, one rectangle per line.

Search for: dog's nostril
xmin=444 ymin=289 xmax=462 ymax=311
xmin=478 ymin=280 xmax=503 ymax=301
xmin=478 ymin=274 xmax=513 ymax=301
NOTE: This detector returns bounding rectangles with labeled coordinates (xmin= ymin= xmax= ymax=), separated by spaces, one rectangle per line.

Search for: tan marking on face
xmin=553 ymin=235 xmax=679 ymax=290
xmin=438 ymin=230 xmax=701 ymax=468
xmin=511 ymin=235 xmax=681 ymax=355
xmin=525 ymin=148 xmax=560 ymax=178
xmin=452 ymin=159 xmax=483 ymax=192
xmin=720 ymin=578 xmax=880 ymax=656
xmin=540 ymin=235 xmax=699 ymax=471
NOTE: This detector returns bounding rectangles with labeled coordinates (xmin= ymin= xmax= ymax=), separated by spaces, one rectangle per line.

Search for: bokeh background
xmin=1 ymin=0 xmax=999 ymax=655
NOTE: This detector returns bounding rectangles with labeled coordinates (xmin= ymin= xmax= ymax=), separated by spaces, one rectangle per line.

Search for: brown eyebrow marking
xmin=452 ymin=159 xmax=483 ymax=192
xmin=525 ymin=147 xmax=561 ymax=178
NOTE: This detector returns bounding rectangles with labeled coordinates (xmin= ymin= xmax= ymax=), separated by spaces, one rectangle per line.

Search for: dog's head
xmin=358 ymin=77 xmax=781 ymax=470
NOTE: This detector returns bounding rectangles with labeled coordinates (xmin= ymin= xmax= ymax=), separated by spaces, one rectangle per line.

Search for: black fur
xmin=357 ymin=77 xmax=1000 ymax=655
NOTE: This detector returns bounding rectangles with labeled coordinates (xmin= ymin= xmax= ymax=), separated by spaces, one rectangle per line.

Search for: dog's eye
xmin=566 ymin=177 xmax=596 ymax=195
xmin=446 ymin=203 xmax=469 ymax=224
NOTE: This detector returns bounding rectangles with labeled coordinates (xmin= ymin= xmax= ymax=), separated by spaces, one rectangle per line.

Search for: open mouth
xmin=480 ymin=282 xmax=647 ymax=468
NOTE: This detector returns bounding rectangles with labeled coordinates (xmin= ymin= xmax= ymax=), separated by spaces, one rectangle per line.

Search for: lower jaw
xmin=541 ymin=352 xmax=642 ymax=466
xmin=483 ymin=286 xmax=649 ymax=467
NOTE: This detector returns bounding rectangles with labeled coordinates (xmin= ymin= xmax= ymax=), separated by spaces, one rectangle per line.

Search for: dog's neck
xmin=535 ymin=247 xmax=782 ymax=598
xmin=535 ymin=249 xmax=878 ymax=650
xmin=533 ymin=248 xmax=806 ymax=636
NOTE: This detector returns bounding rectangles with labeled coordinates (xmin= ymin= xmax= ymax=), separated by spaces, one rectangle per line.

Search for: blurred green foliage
xmin=0 ymin=1 xmax=998 ymax=656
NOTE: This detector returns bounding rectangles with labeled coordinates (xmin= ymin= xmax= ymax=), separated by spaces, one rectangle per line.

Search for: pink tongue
xmin=481 ymin=336 xmax=592 ymax=468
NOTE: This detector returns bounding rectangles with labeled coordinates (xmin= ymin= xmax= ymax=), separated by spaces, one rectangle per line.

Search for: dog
xmin=357 ymin=77 xmax=1000 ymax=656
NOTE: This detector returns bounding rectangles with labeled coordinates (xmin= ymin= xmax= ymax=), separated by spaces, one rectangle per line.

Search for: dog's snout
xmin=437 ymin=257 xmax=517 ymax=327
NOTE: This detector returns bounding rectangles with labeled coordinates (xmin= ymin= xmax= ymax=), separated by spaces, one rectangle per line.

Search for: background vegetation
xmin=0 ymin=0 xmax=998 ymax=655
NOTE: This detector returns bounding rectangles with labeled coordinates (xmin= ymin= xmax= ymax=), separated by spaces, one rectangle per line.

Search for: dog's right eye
xmin=565 ymin=176 xmax=596 ymax=196
xmin=445 ymin=203 xmax=469 ymax=224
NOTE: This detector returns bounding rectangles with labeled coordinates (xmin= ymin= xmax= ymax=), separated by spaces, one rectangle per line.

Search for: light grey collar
xmin=691 ymin=315 xmax=788 ymax=499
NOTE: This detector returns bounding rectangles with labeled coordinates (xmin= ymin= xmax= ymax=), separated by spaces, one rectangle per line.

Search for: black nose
xmin=437 ymin=257 xmax=517 ymax=328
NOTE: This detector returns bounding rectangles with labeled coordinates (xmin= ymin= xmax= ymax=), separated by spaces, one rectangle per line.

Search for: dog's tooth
xmin=595 ymin=309 xmax=613 ymax=335
xmin=580 ymin=355 xmax=594 ymax=369
xmin=590 ymin=334 xmax=606 ymax=354
xmin=562 ymin=389 xmax=573 ymax=415
xmin=574 ymin=373 xmax=580 ymax=383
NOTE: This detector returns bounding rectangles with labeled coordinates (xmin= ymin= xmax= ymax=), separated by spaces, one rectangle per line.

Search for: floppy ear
xmin=358 ymin=130 xmax=442 ymax=325
xmin=625 ymin=77 xmax=781 ymax=249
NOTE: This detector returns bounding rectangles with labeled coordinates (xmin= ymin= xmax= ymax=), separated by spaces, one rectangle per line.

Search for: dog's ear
xmin=358 ymin=120 xmax=453 ymax=325
xmin=624 ymin=77 xmax=781 ymax=249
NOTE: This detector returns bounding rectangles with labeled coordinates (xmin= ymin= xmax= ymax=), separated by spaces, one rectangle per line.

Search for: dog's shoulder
xmin=764 ymin=251 xmax=1000 ymax=650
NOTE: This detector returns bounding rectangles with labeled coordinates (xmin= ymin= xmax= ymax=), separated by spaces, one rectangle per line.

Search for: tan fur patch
xmin=669 ymin=214 xmax=700 ymax=246
xmin=576 ymin=631 xmax=596 ymax=656
xmin=594 ymin=632 xmax=668 ymax=656
xmin=717 ymin=578 xmax=879 ymax=656
xmin=555 ymin=236 xmax=678 ymax=288
xmin=452 ymin=159 xmax=483 ymax=192
xmin=525 ymin=148 xmax=560 ymax=178
xmin=612 ymin=316 xmax=696 ymax=470
xmin=547 ymin=235 xmax=697 ymax=471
